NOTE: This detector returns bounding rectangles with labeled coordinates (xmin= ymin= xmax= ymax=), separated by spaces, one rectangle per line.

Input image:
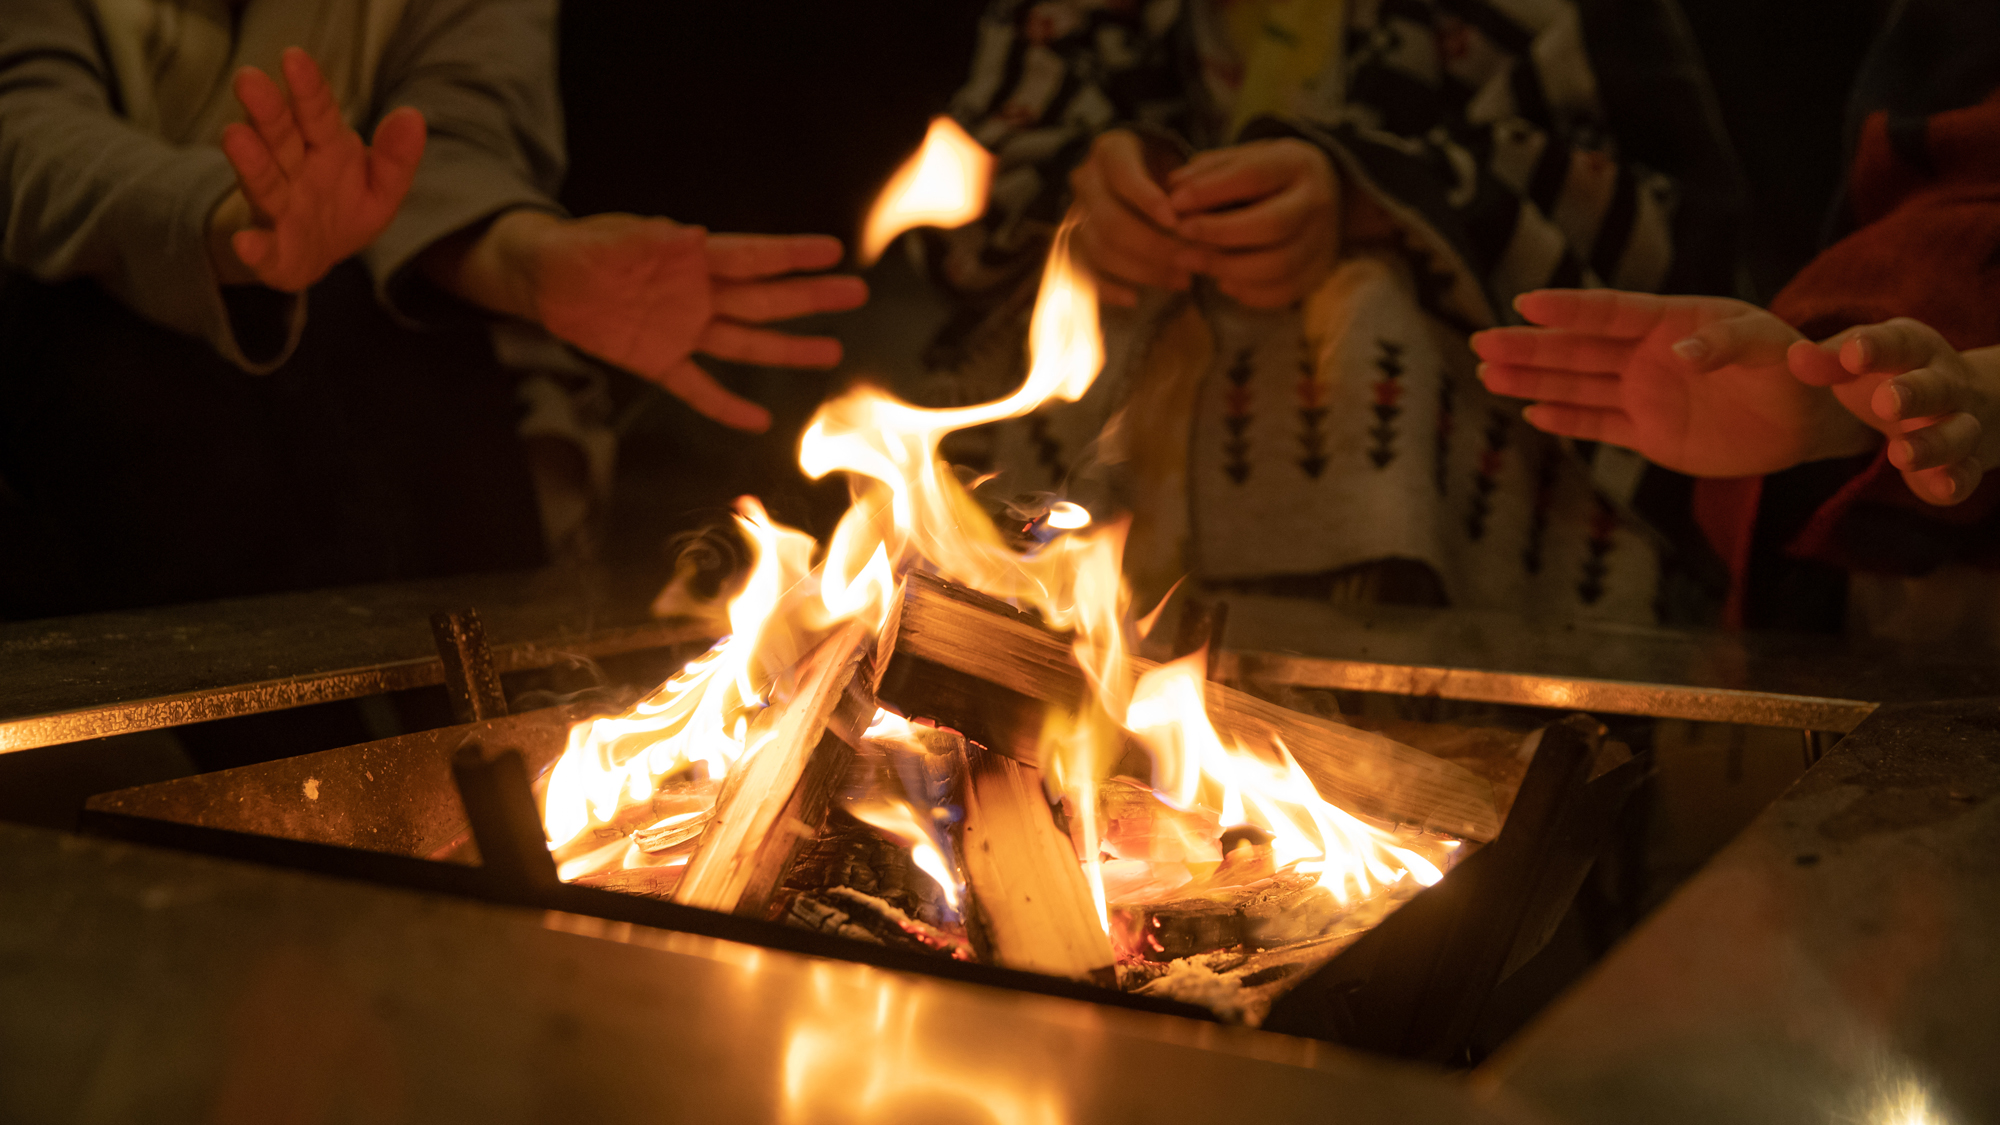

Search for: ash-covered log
xmin=880 ymin=573 xmax=1501 ymax=842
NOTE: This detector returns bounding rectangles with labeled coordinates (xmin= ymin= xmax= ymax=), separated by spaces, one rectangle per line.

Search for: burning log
xmin=673 ymin=619 xmax=879 ymax=917
xmin=881 ymin=573 xmax=1501 ymax=842
xmin=956 ymin=740 xmax=1118 ymax=986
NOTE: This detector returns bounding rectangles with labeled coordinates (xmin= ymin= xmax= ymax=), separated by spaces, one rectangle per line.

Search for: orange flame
xmin=1125 ymin=651 xmax=1444 ymax=904
xmin=541 ymin=497 xmax=812 ymax=860
xmin=857 ymin=116 xmax=994 ymax=265
xmin=847 ymin=795 xmax=961 ymax=913
xmin=541 ymin=116 xmax=1453 ymax=947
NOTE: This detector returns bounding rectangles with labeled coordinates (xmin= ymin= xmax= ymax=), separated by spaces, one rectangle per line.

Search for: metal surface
xmin=1223 ymin=651 xmax=1874 ymax=732
xmin=1193 ymin=595 xmax=2000 ymax=731
xmin=429 ymin=609 xmax=510 ymax=722
xmin=14 ymin=567 xmax=1995 ymax=757
xmin=0 ymin=822 xmax=1544 ymax=1124
xmin=1480 ymin=697 xmax=2000 ymax=1124
xmin=0 ymin=567 xmax=712 ymax=755
xmin=81 ymin=707 xmax=589 ymax=860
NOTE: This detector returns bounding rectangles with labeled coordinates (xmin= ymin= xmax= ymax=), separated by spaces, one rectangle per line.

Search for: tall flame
xmin=857 ymin=116 xmax=994 ymax=265
xmin=541 ymin=497 xmax=809 ymax=858
xmin=538 ymin=117 xmax=1451 ymax=946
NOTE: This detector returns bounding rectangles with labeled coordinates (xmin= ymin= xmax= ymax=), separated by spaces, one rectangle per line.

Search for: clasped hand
xmin=1070 ymin=129 xmax=1339 ymax=309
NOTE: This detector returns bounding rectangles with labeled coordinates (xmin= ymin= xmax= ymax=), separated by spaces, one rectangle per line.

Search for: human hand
xmin=1165 ymin=138 xmax=1340 ymax=309
xmin=520 ymin=213 xmax=867 ymax=432
xmin=1788 ymin=319 xmax=2000 ymax=505
xmin=1067 ymin=129 xmax=1190 ymax=307
xmin=209 ymin=47 xmax=425 ymax=291
xmin=1472 ymin=289 xmax=1875 ymax=477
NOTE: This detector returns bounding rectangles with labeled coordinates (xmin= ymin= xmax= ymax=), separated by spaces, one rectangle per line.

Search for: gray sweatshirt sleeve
xmin=362 ymin=0 xmax=567 ymax=315
xmin=0 ymin=0 xmax=303 ymax=372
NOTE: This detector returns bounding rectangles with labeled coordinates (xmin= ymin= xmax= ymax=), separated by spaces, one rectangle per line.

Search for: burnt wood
xmin=882 ymin=573 xmax=1501 ymax=842
xmin=1260 ymin=715 xmax=1649 ymax=1062
xmin=450 ymin=743 xmax=558 ymax=890
xmin=75 ymin=809 xmax=1209 ymax=1021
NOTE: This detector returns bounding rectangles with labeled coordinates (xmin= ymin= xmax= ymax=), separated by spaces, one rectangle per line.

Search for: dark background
xmin=553 ymin=0 xmax=1895 ymax=566
xmin=556 ymin=1 xmax=986 ymax=565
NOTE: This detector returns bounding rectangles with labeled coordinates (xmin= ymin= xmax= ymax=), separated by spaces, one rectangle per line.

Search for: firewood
xmin=882 ymin=573 xmax=1501 ymax=841
xmin=673 ymin=618 xmax=879 ymax=917
xmin=574 ymin=863 xmax=688 ymax=900
xmin=954 ymin=741 xmax=1117 ymax=986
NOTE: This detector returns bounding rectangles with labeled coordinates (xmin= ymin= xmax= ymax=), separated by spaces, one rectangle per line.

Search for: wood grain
xmin=889 ymin=574 xmax=1500 ymax=842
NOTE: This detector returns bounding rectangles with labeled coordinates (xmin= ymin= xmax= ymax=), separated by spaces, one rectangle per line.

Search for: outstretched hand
xmin=211 ymin=47 xmax=426 ymax=292
xmin=1472 ymin=290 xmax=1876 ymax=477
xmin=521 ymin=214 xmax=868 ymax=432
xmin=1789 ymin=319 xmax=2000 ymax=505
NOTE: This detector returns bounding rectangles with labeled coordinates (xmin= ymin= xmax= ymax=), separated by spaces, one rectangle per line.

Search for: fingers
xmin=220 ymin=121 xmax=289 ymax=217
xmin=233 ymin=65 xmax=306 ymax=176
xmin=1070 ymin=160 xmax=1186 ymax=290
xmin=704 ymin=233 xmax=845 ymax=280
xmin=231 ymin=227 xmax=274 ymax=270
xmin=698 ymin=321 xmax=843 ymax=369
xmin=280 ymin=47 xmax=345 ymax=148
xmin=1512 ymin=289 xmax=1657 ymax=335
xmin=1838 ymin=317 xmax=1954 ymax=376
xmin=1198 ymin=239 xmax=1313 ymax=286
xmin=1094 ymin=131 xmax=1179 ymax=230
xmin=1520 ymin=403 xmax=1640 ymax=447
xmin=712 ymin=275 xmax=868 ymax=322
xmin=1889 ymin=411 xmax=1982 ymax=472
xmin=1787 ymin=337 xmax=1854 ymax=388
xmin=1166 ymin=150 xmax=1290 ymax=215
xmin=1903 ymin=460 xmax=1982 ymax=506
xmin=1175 ymin=181 xmax=1315 ymax=250
xmin=1478 ymin=363 xmax=1626 ymax=409
xmin=1512 ymin=289 xmax=1752 ymax=340
xmin=1668 ymin=311 xmax=1798 ymax=374
xmin=1470 ymin=327 xmax=1636 ymax=373
xmin=1870 ymin=360 xmax=1970 ymax=423
xmin=367 ymin=107 xmax=427 ymax=189
xmin=656 ymin=357 xmax=773 ymax=432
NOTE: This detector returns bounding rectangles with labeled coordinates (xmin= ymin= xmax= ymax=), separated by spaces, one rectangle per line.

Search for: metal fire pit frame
xmin=0 ymin=568 xmax=711 ymax=754
xmin=15 ymin=567 xmax=1995 ymax=760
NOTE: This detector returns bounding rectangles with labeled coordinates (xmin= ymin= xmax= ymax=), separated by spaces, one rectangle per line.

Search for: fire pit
xmin=74 ymin=121 xmax=1655 ymax=1059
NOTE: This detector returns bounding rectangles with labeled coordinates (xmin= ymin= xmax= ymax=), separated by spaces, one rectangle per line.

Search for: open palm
xmin=220 ymin=48 xmax=424 ymax=292
xmin=1472 ymin=290 xmax=1870 ymax=477
xmin=530 ymin=215 xmax=867 ymax=431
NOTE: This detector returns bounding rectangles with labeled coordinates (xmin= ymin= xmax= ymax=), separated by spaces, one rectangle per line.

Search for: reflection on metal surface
xmin=1871 ymin=1077 xmax=1950 ymax=1125
xmin=0 ymin=622 xmax=710 ymax=756
xmin=782 ymin=961 xmax=1066 ymax=1125
xmin=1222 ymin=651 xmax=1877 ymax=733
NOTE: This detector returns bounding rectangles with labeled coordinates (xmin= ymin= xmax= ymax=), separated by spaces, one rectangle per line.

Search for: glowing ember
xmin=857 ymin=116 xmax=994 ymax=265
xmin=848 ymin=796 xmax=961 ymax=912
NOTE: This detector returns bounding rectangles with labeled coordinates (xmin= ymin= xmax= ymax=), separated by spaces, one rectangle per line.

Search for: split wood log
xmin=881 ymin=573 xmax=1501 ymax=842
xmin=955 ymin=741 xmax=1117 ymax=986
xmin=673 ymin=618 xmax=879 ymax=917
